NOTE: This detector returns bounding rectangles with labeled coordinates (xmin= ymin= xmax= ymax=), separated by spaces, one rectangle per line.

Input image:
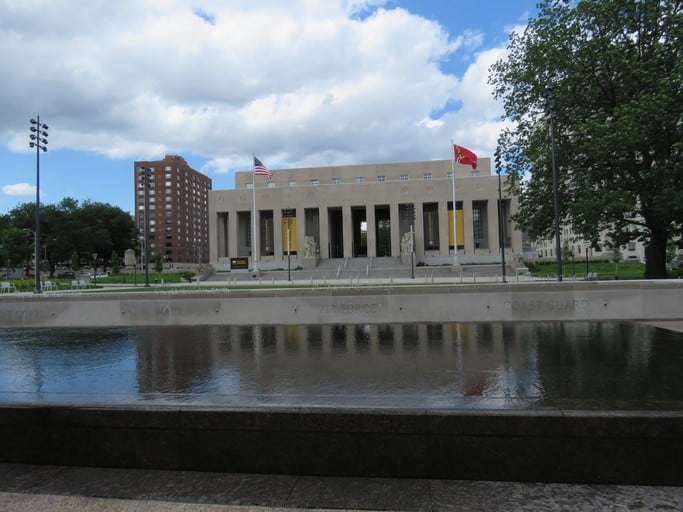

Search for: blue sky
xmin=0 ymin=0 xmax=539 ymax=215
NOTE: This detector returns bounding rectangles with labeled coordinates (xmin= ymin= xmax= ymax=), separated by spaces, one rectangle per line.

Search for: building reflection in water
xmin=130 ymin=321 xmax=681 ymax=409
xmin=1 ymin=322 xmax=681 ymax=409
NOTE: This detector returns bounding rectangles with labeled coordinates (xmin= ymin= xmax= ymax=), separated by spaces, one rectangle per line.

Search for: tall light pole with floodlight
xmin=495 ymin=148 xmax=507 ymax=283
xmin=138 ymin=167 xmax=151 ymax=287
xmin=29 ymin=116 xmax=48 ymax=294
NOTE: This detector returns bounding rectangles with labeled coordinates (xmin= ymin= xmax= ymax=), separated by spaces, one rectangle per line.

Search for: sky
xmin=0 ymin=0 xmax=539 ymax=216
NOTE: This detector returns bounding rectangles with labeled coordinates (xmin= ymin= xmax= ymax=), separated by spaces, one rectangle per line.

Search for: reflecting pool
xmin=0 ymin=322 xmax=681 ymax=409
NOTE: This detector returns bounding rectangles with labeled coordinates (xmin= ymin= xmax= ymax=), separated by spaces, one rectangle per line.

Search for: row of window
xmin=246 ymin=171 xmax=480 ymax=189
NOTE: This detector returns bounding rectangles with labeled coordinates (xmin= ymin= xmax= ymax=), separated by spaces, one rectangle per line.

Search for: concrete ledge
xmin=1 ymin=404 xmax=682 ymax=485
xmin=0 ymin=281 xmax=681 ymax=327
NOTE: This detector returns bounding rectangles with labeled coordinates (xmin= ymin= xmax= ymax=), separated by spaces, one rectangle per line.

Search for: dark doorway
xmin=375 ymin=205 xmax=391 ymax=256
xmin=328 ymin=207 xmax=343 ymax=258
xmin=352 ymin=206 xmax=367 ymax=257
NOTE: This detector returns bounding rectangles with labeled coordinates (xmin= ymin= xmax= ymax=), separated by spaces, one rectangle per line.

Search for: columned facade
xmin=209 ymin=159 xmax=523 ymax=270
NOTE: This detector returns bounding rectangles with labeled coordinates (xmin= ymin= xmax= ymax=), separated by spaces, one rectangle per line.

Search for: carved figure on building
xmin=304 ymin=235 xmax=317 ymax=258
xmin=401 ymin=232 xmax=413 ymax=255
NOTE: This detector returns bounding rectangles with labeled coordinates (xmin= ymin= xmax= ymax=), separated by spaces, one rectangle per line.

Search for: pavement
xmin=1 ymin=464 xmax=683 ymax=511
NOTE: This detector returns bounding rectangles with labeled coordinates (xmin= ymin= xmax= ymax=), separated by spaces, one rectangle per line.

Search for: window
xmin=332 ymin=177 xmax=342 ymax=184
xmin=628 ymin=242 xmax=636 ymax=251
xmin=470 ymin=170 xmax=479 ymax=176
xmin=288 ymin=180 xmax=297 ymax=187
xmin=355 ymin=176 xmax=364 ymax=183
xmin=310 ymin=178 xmax=319 ymax=185
xmin=165 ymin=166 xmax=171 ymax=171
xmin=423 ymin=173 xmax=432 ymax=180
xmin=447 ymin=171 xmax=454 ymax=179
xmin=267 ymin=181 xmax=275 ymax=188
xmin=400 ymin=174 xmax=409 ymax=181
xmin=377 ymin=176 xmax=386 ymax=182
xmin=246 ymin=183 xmax=253 ymax=189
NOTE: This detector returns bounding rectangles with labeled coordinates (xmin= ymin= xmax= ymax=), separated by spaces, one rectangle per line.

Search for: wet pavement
xmin=1 ymin=463 xmax=683 ymax=511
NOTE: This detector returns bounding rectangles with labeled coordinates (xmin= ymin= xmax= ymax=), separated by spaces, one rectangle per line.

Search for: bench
xmin=70 ymin=279 xmax=90 ymax=289
xmin=586 ymin=272 xmax=598 ymax=281
xmin=42 ymin=281 xmax=55 ymax=291
xmin=0 ymin=281 xmax=16 ymax=293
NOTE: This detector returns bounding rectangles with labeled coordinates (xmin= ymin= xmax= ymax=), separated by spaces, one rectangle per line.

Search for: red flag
xmin=453 ymin=144 xmax=478 ymax=170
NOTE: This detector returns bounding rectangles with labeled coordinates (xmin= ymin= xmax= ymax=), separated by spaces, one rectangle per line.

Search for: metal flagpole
xmin=451 ymin=142 xmax=458 ymax=266
xmin=252 ymin=154 xmax=258 ymax=272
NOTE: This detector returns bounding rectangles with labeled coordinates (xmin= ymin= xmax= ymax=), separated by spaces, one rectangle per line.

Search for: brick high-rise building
xmin=134 ymin=155 xmax=212 ymax=265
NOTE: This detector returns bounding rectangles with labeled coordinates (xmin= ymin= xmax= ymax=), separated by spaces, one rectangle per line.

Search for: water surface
xmin=0 ymin=321 xmax=681 ymax=409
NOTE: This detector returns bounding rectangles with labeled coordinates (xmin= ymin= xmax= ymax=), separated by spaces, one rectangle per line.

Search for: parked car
xmin=624 ymin=256 xmax=643 ymax=263
xmin=667 ymin=260 xmax=682 ymax=270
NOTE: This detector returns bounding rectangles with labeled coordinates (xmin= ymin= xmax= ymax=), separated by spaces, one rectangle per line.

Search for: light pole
xmin=138 ymin=167 xmax=151 ymax=287
xmin=495 ymin=148 xmax=507 ymax=283
xmin=29 ymin=116 xmax=48 ymax=293
xmin=546 ymin=88 xmax=563 ymax=282
xmin=92 ymin=253 xmax=97 ymax=287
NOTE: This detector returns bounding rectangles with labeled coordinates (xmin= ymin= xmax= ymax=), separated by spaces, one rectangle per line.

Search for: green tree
xmin=612 ymin=246 xmax=623 ymax=275
xmin=0 ymin=227 xmax=33 ymax=276
xmin=71 ymin=251 xmax=80 ymax=272
xmin=154 ymin=251 xmax=163 ymax=275
xmin=490 ymin=0 xmax=683 ymax=279
xmin=5 ymin=198 xmax=139 ymax=275
xmin=111 ymin=251 xmax=121 ymax=274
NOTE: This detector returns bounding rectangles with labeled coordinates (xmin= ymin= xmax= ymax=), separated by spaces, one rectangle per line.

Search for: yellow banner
xmin=447 ymin=209 xmax=464 ymax=247
xmin=282 ymin=217 xmax=298 ymax=252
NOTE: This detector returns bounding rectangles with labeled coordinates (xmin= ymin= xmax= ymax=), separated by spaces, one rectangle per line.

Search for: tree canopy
xmin=490 ymin=0 xmax=683 ymax=278
xmin=0 ymin=198 xmax=138 ymax=277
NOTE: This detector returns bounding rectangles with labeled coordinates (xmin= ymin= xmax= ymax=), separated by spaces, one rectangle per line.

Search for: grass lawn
xmin=530 ymin=261 xmax=645 ymax=280
xmin=4 ymin=272 xmax=192 ymax=292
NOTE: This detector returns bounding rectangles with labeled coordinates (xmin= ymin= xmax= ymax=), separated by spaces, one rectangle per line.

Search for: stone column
xmin=366 ymin=205 xmax=377 ymax=258
xmin=342 ymin=205 xmax=353 ymax=258
xmin=390 ymin=203 xmax=400 ymax=257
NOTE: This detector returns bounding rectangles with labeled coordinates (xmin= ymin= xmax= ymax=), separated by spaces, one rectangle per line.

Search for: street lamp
xmin=29 ymin=116 xmax=48 ymax=294
xmin=495 ymin=148 xmax=507 ymax=283
xmin=138 ymin=167 xmax=151 ymax=287
xmin=545 ymin=88 xmax=563 ymax=282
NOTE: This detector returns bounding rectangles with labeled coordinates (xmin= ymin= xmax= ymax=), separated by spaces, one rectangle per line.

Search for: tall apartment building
xmin=134 ymin=155 xmax=212 ymax=265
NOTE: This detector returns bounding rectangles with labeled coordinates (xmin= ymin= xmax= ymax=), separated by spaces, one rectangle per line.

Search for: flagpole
xmin=252 ymin=154 xmax=258 ymax=272
xmin=451 ymin=142 xmax=458 ymax=266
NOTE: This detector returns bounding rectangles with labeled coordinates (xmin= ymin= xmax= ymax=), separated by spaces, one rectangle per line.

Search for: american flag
xmin=254 ymin=156 xmax=273 ymax=181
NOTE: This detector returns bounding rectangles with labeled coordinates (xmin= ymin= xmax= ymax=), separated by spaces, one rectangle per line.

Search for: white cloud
xmin=0 ymin=0 xmax=514 ymax=176
xmin=2 ymin=183 xmax=36 ymax=196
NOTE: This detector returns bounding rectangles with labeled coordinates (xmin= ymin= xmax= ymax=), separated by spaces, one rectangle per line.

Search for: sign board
xmin=230 ymin=258 xmax=249 ymax=270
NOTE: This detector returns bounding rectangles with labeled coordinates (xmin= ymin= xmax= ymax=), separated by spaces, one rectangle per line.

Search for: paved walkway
xmin=1 ymin=464 xmax=683 ymax=511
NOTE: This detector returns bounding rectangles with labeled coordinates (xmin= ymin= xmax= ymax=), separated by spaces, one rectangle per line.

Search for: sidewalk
xmin=1 ymin=464 xmax=682 ymax=511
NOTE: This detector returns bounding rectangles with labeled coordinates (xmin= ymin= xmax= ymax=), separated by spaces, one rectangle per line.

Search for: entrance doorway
xmin=352 ymin=206 xmax=367 ymax=257
xmin=375 ymin=205 xmax=391 ymax=257
xmin=328 ymin=207 xmax=343 ymax=258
